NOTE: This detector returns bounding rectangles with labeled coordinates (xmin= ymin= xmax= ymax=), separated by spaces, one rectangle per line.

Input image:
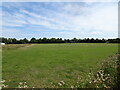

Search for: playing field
xmin=2 ymin=43 xmax=118 ymax=88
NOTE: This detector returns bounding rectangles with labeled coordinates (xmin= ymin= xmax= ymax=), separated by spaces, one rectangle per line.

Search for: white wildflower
xmin=4 ymin=85 xmax=8 ymax=87
xmin=1 ymin=80 xmax=5 ymax=83
xmin=58 ymin=83 xmax=62 ymax=86
xmin=24 ymin=85 xmax=28 ymax=88
xmin=71 ymin=86 xmax=74 ymax=88
xmin=89 ymin=81 xmax=92 ymax=83
xmin=60 ymin=81 xmax=65 ymax=85
xmin=19 ymin=82 xmax=22 ymax=85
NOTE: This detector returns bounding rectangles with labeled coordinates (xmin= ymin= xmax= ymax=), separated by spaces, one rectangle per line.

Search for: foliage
xmin=1 ymin=37 xmax=120 ymax=44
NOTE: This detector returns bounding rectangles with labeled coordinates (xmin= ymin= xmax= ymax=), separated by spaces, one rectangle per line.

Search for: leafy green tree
xmin=12 ymin=38 xmax=18 ymax=44
xmin=42 ymin=37 xmax=48 ymax=43
xmin=1 ymin=38 xmax=8 ymax=44
xmin=23 ymin=38 xmax=29 ymax=43
xmin=38 ymin=38 xmax=42 ymax=43
xmin=72 ymin=38 xmax=78 ymax=43
xmin=30 ymin=38 xmax=37 ymax=43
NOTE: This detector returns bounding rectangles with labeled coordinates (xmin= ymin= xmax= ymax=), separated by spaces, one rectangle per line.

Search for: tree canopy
xmin=1 ymin=37 xmax=120 ymax=44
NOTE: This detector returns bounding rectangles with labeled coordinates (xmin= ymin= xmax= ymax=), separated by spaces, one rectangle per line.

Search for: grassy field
xmin=2 ymin=43 xmax=118 ymax=88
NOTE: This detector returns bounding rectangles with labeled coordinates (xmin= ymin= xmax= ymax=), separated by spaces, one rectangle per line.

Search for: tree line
xmin=0 ymin=37 xmax=120 ymax=44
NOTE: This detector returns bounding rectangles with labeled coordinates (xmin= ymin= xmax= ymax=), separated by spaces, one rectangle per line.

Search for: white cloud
xmin=2 ymin=11 xmax=28 ymax=27
xmin=2 ymin=0 xmax=119 ymax=2
xmin=2 ymin=2 xmax=118 ymax=39
xmin=71 ymin=3 xmax=118 ymax=33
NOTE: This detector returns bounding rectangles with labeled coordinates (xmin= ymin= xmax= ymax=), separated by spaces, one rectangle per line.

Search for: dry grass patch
xmin=2 ymin=44 xmax=33 ymax=50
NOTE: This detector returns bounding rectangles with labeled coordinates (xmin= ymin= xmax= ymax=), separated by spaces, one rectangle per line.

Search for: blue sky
xmin=1 ymin=1 xmax=118 ymax=39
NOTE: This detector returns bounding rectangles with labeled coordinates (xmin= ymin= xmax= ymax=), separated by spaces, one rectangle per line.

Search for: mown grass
xmin=2 ymin=43 xmax=118 ymax=88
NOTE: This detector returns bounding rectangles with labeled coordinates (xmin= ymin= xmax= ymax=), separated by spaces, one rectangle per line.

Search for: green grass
xmin=2 ymin=43 xmax=118 ymax=88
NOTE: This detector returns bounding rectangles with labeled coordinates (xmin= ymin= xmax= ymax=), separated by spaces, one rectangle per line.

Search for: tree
xmin=50 ymin=38 xmax=56 ymax=43
xmin=12 ymin=38 xmax=17 ymax=44
xmin=86 ymin=38 xmax=90 ymax=43
xmin=102 ymin=38 xmax=106 ymax=43
xmin=1 ymin=37 xmax=120 ymax=44
xmin=23 ymin=38 xmax=29 ymax=43
xmin=90 ymin=38 xmax=95 ymax=43
xmin=38 ymin=38 xmax=42 ymax=43
xmin=1 ymin=38 xmax=8 ymax=44
xmin=72 ymin=38 xmax=78 ymax=43
xmin=42 ymin=37 xmax=48 ymax=43
xmin=30 ymin=38 xmax=37 ymax=43
xmin=7 ymin=38 xmax=13 ymax=44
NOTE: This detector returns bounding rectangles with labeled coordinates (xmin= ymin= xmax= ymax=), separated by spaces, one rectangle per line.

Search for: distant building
xmin=0 ymin=43 xmax=5 ymax=45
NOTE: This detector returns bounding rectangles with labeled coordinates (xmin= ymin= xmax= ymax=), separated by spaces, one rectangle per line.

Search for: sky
xmin=0 ymin=1 xmax=118 ymax=39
